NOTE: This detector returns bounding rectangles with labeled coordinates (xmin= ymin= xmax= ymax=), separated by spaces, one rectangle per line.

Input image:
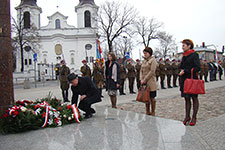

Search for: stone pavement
xmin=0 ymin=79 xmax=224 ymax=150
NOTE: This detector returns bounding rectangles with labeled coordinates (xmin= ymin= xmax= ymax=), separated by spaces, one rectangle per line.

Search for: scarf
xmin=183 ymin=49 xmax=195 ymax=56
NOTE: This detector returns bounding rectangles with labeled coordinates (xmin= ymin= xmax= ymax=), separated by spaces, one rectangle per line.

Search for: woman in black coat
xmin=179 ymin=39 xmax=200 ymax=126
xmin=104 ymin=52 xmax=120 ymax=108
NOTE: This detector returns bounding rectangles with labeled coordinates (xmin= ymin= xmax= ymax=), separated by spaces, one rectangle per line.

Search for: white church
xmin=14 ymin=0 xmax=99 ymax=79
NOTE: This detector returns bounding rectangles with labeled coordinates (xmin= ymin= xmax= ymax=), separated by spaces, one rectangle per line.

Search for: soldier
xmin=171 ymin=59 xmax=179 ymax=87
xmin=218 ymin=61 xmax=223 ymax=80
xmin=155 ymin=62 xmax=160 ymax=82
xmin=120 ymin=63 xmax=127 ymax=95
xmin=126 ymin=59 xmax=136 ymax=94
xmin=135 ymin=59 xmax=141 ymax=90
xmin=59 ymin=60 xmax=70 ymax=102
xmin=199 ymin=59 xmax=205 ymax=80
xmin=203 ymin=60 xmax=209 ymax=82
xmin=159 ymin=58 xmax=166 ymax=89
xmin=223 ymin=59 xmax=225 ymax=77
xmin=208 ymin=60 xmax=214 ymax=81
xmin=165 ymin=59 xmax=173 ymax=88
xmin=92 ymin=62 xmax=104 ymax=97
xmin=212 ymin=61 xmax=218 ymax=81
xmin=80 ymin=60 xmax=91 ymax=78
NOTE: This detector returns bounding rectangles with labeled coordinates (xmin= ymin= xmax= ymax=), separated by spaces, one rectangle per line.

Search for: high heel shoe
xmin=183 ymin=118 xmax=191 ymax=125
xmin=189 ymin=118 xmax=197 ymax=126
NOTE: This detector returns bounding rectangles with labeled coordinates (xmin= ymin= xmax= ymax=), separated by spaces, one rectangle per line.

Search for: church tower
xmin=15 ymin=0 xmax=42 ymax=29
xmin=75 ymin=0 xmax=98 ymax=28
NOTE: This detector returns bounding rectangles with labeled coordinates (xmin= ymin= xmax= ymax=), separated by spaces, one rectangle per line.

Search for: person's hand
xmin=141 ymin=80 xmax=146 ymax=85
xmin=116 ymin=83 xmax=120 ymax=88
xmin=80 ymin=95 xmax=87 ymax=101
xmin=179 ymin=69 xmax=185 ymax=76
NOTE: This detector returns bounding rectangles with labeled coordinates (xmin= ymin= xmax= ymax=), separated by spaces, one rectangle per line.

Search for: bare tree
xmin=114 ymin=36 xmax=134 ymax=59
xmin=155 ymin=31 xmax=177 ymax=60
xmin=134 ymin=16 xmax=163 ymax=48
xmin=98 ymin=0 xmax=137 ymax=52
xmin=11 ymin=9 xmax=40 ymax=72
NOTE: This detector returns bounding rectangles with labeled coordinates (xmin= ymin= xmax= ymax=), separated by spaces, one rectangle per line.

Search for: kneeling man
xmin=67 ymin=73 xmax=102 ymax=119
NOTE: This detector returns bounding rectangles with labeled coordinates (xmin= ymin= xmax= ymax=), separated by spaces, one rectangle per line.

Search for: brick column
xmin=0 ymin=0 xmax=14 ymax=113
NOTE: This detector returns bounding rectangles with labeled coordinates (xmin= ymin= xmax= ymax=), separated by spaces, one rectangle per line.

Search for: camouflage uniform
xmin=135 ymin=63 xmax=141 ymax=90
xmin=80 ymin=64 xmax=91 ymax=78
xmin=127 ymin=63 xmax=136 ymax=93
xmin=120 ymin=64 xmax=127 ymax=95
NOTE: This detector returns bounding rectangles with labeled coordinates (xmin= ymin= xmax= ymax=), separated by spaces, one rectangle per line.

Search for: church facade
xmin=14 ymin=0 xmax=99 ymax=78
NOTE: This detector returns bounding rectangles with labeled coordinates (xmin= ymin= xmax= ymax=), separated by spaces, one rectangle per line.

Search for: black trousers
xmin=78 ymin=94 xmax=100 ymax=115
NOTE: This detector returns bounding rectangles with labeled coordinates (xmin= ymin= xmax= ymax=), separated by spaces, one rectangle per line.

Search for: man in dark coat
xmin=67 ymin=73 xmax=102 ymax=119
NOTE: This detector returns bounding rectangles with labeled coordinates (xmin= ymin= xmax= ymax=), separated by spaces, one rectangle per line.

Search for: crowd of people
xmin=57 ymin=39 xmax=225 ymax=125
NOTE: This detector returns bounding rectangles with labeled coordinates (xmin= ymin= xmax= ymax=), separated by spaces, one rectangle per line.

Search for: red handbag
xmin=183 ymin=68 xmax=205 ymax=94
xmin=136 ymin=85 xmax=150 ymax=103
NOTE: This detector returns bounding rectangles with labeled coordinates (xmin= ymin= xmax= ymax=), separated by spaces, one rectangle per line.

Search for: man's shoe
xmin=168 ymin=86 xmax=173 ymax=88
xmin=130 ymin=91 xmax=136 ymax=94
xmin=84 ymin=114 xmax=93 ymax=119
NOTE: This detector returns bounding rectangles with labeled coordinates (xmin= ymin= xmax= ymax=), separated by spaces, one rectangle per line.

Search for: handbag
xmin=183 ymin=68 xmax=205 ymax=94
xmin=136 ymin=85 xmax=150 ymax=103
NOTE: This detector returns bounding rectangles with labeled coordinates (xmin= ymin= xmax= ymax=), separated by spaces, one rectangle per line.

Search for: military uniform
xmin=203 ymin=61 xmax=209 ymax=82
xmin=159 ymin=62 xmax=166 ymax=89
xmin=59 ymin=65 xmax=70 ymax=102
xmin=92 ymin=64 xmax=104 ymax=96
xmin=135 ymin=63 xmax=141 ymax=90
xmin=155 ymin=63 xmax=160 ymax=81
xmin=165 ymin=61 xmax=173 ymax=88
xmin=200 ymin=60 xmax=205 ymax=80
xmin=120 ymin=64 xmax=127 ymax=95
xmin=127 ymin=63 xmax=136 ymax=93
xmin=172 ymin=61 xmax=179 ymax=87
xmin=80 ymin=64 xmax=91 ymax=78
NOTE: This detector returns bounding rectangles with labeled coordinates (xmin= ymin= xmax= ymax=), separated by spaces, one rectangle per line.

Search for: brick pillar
xmin=0 ymin=0 xmax=14 ymax=113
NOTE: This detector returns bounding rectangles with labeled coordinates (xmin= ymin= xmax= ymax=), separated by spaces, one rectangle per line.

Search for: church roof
xmin=79 ymin=0 xmax=95 ymax=5
xmin=19 ymin=0 xmax=37 ymax=6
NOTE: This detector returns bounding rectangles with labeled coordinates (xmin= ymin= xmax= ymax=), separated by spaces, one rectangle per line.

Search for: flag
xmin=222 ymin=45 xmax=224 ymax=53
xmin=96 ymin=40 xmax=104 ymax=64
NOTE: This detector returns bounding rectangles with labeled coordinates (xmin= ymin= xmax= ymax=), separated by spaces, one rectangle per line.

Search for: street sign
xmin=33 ymin=53 xmax=37 ymax=62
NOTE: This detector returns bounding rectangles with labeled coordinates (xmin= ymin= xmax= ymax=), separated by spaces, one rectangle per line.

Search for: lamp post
xmin=206 ymin=44 xmax=219 ymax=64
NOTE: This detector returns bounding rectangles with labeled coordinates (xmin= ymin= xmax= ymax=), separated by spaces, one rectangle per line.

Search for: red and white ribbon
xmin=72 ymin=104 xmax=80 ymax=123
xmin=9 ymin=106 xmax=20 ymax=117
xmin=42 ymin=105 xmax=50 ymax=128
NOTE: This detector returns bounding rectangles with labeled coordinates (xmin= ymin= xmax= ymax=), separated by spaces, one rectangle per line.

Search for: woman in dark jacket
xmin=179 ymin=39 xmax=200 ymax=126
xmin=104 ymin=52 xmax=120 ymax=108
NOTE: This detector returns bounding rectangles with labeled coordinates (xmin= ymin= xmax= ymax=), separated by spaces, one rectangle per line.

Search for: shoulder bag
xmin=183 ymin=68 xmax=205 ymax=94
xmin=136 ymin=85 xmax=150 ymax=103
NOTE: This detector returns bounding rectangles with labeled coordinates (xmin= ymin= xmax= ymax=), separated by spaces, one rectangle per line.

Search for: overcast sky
xmin=11 ymin=0 xmax=225 ymax=57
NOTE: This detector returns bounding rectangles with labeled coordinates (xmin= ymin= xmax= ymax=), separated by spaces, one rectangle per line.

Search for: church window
xmin=55 ymin=19 xmax=61 ymax=29
xmin=25 ymin=59 xmax=28 ymax=65
xmin=43 ymin=54 xmax=47 ymax=64
xmin=84 ymin=11 xmax=91 ymax=27
xmin=29 ymin=59 xmax=32 ymax=65
xmin=24 ymin=12 xmax=31 ymax=29
xmin=71 ymin=53 xmax=75 ymax=64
